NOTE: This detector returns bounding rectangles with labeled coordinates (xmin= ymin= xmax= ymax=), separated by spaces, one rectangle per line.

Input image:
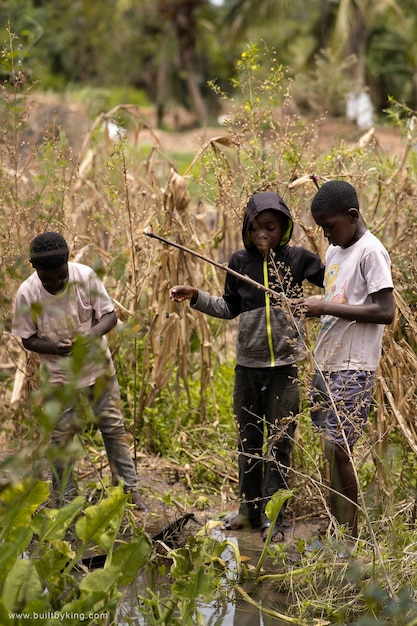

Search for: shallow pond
xmin=116 ymin=525 xmax=298 ymax=625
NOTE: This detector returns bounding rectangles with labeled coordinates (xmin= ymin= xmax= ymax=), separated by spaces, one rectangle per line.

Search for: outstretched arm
xmin=298 ymin=289 xmax=394 ymax=325
xmin=169 ymin=285 xmax=198 ymax=303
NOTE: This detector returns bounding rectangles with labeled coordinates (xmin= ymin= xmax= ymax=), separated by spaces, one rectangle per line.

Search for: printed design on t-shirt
xmin=324 ymin=264 xmax=349 ymax=304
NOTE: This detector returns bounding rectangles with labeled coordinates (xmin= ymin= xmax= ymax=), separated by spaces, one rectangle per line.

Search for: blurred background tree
xmin=1 ymin=0 xmax=416 ymax=123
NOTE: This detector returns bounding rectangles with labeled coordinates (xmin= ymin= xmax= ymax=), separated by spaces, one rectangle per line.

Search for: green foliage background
xmin=2 ymin=0 xmax=417 ymax=121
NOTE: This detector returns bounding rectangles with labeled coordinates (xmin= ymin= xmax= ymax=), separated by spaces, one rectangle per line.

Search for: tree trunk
xmin=158 ymin=0 xmax=209 ymax=125
xmin=347 ymin=3 xmax=367 ymax=88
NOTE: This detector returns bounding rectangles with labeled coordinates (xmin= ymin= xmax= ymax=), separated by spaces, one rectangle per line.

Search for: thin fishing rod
xmin=143 ymin=230 xmax=285 ymax=301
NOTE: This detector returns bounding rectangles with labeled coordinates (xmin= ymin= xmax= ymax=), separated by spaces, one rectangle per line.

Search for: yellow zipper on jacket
xmin=263 ymin=257 xmax=275 ymax=366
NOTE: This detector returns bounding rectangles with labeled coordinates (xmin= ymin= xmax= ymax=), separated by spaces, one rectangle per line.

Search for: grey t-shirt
xmin=313 ymin=230 xmax=393 ymax=372
xmin=12 ymin=262 xmax=116 ymax=386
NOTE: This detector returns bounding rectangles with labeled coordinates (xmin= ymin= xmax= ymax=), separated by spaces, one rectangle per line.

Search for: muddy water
xmin=198 ymin=527 xmax=294 ymax=625
xmin=118 ymin=524 xmax=307 ymax=625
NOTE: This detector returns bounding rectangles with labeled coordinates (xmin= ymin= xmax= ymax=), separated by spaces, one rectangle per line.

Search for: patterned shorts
xmin=310 ymin=369 xmax=375 ymax=447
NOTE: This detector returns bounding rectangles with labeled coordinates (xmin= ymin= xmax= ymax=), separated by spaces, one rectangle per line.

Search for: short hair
xmin=311 ymin=180 xmax=359 ymax=215
xmin=30 ymin=232 xmax=69 ymax=269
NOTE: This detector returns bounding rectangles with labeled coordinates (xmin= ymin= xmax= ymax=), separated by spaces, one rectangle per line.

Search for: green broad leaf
xmin=50 ymin=539 xmax=77 ymax=560
xmin=36 ymin=539 xmax=76 ymax=579
xmin=75 ymin=489 xmax=127 ymax=553
xmin=112 ymin=533 xmax=153 ymax=585
xmin=0 ymin=480 xmax=49 ymax=539
xmin=171 ymin=562 xmax=217 ymax=602
xmin=264 ymin=489 xmax=294 ymax=524
xmin=2 ymin=559 xmax=43 ymax=613
xmin=61 ymin=568 xmax=122 ymax=618
xmin=0 ymin=526 xmax=33 ymax=581
xmin=79 ymin=565 xmax=122 ymax=594
xmin=254 ymin=489 xmax=294 ymax=577
xmin=170 ymin=539 xmax=220 ymax=603
xmin=31 ymin=496 xmax=85 ymax=541
xmin=0 ymin=600 xmax=13 ymax=626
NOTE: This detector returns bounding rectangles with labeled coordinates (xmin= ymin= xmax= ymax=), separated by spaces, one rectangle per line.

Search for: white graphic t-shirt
xmin=12 ymin=262 xmax=116 ymax=387
xmin=314 ymin=230 xmax=393 ymax=372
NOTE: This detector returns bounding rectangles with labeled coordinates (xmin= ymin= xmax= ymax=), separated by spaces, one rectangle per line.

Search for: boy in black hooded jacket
xmin=170 ymin=191 xmax=324 ymax=542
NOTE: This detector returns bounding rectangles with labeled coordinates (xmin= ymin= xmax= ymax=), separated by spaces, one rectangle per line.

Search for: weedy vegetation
xmin=1 ymin=35 xmax=417 ymax=625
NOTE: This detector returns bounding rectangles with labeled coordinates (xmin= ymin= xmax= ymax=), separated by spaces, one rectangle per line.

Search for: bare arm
xmin=169 ymin=285 xmax=198 ymax=303
xmin=22 ymin=311 xmax=118 ymax=356
xmin=22 ymin=335 xmax=73 ymax=356
xmin=87 ymin=310 xmax=117 ymax=337
xmin=298 ymin=289 xmax=394 ymax=325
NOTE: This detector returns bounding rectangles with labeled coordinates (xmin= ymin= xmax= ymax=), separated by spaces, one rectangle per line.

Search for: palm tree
xmin=329 ymin=0 xmax=406 ymax=89
xmin=223 ymin=0 xmax=290 ymax=40
xmin=223 ymin=0 xmax=412 ymax=116
xmin=157 ymin=0 xmax=209 ymax=124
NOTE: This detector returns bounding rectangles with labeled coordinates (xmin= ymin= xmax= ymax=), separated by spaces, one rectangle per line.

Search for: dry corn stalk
xmin=372 ymin=290 xmax=417 ymax=466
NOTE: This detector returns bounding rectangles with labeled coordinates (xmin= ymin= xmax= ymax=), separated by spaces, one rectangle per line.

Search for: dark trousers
xmin=233 ymin=364 xmax=299 ymax=527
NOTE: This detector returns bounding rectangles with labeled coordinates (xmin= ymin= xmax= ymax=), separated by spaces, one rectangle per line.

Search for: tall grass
xmin=1 ymin=37 xmax=417 ymax=623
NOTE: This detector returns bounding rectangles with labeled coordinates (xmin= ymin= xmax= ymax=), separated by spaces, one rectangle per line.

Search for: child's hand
xmin=289 ymin=299 xmax=307 ymax=317
xmin=293 ymin=296 xmax=324 ymax=318
xmin=56 ymin=338 xmax=72 ymax=356
xmin=169 ymin=285 xmax=198 ymax=302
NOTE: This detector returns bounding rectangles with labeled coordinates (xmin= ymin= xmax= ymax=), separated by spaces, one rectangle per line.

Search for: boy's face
xmin=312 ymin=208 xmax=359 ymax=248
xmin=35 ymin=263 xmax=69 ymax=294
xmin=249 ymin=210 xmax=288 ymax=255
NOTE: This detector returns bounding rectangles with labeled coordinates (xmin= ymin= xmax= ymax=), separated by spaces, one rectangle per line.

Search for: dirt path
xmin=113 ymin=452 xmax=327 ymax=552
xmin=133 ymin=117 xmax=405 ymax=159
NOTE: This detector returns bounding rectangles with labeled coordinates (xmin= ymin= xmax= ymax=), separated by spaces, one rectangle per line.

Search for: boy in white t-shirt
xmin=298 ymin=181 xmax=394 ymax=538
xmin=12 ymin=232 xmax=147 ymax=511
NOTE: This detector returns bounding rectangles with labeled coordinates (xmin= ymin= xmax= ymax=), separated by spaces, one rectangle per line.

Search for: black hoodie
xmin=192 ymin=192 xmax=324 ymax=367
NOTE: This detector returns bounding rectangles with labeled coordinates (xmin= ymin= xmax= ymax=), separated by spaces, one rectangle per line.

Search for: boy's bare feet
xmin=129 ymin=491 xmax=148 ymax=512
xmin=262 ymin=523 xmax=285 ymax=543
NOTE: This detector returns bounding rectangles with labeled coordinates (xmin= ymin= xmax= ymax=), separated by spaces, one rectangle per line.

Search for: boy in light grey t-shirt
xmin=12 ymin=232 xmax=147 ymax=511
xmin=298 ymin=180 xmax=394 ymax=539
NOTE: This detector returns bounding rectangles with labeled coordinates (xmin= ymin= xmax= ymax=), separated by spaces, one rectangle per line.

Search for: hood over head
xmin=242 ymin=192 xmax=293 ymax=250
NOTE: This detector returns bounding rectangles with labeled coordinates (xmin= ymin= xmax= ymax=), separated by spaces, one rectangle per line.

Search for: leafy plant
xmin=0 ymin=480 xmax=153 ymax=625
xmin=2 ymin=30 xmax=417 ymax=626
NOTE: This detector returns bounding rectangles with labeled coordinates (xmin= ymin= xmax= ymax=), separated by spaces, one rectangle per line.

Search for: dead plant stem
xmin=144 ymin=232 xmax=287 ymax=302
